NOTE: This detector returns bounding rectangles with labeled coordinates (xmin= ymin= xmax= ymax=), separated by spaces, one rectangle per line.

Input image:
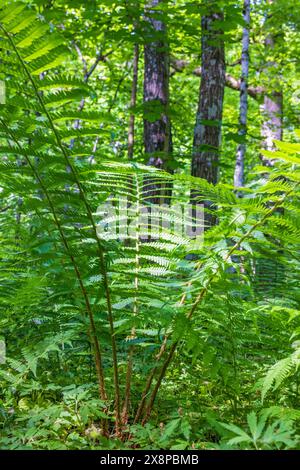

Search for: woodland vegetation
xmin=0 ymin=0 xmax=300 ymax=451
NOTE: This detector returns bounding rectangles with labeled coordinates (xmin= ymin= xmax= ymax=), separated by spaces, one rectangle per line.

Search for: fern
xmin=0 ymin=1 xmax=300 ymax=439
xmin=262 ymin=348 xmax=300 ymax=402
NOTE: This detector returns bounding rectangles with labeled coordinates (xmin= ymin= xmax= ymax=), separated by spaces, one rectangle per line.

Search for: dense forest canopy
xmin=0 ymin=0 xmax=300 ymax=451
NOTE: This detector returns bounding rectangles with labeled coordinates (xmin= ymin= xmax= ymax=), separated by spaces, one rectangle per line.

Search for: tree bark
xmin=192 ymin=12 xmax=225 ymax=185
xmin=191 ymin=8 xmax=225 ymax=227
xmin=234 ymin=0 xmax=251 ymax=188
xmin=144 ymin=0 xmax=172 ymax=204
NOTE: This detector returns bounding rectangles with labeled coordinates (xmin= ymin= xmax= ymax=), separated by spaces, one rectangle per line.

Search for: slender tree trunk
xmin=234 ymin=0 xmax=251 ymax=188
xmin=256 ymin=2 xmax=284 ymax=296
xmin=257 ymin=86 xmax=283 ymax=288
xmin=144 ymin=0 xmax=172 ymax=204
xmin=260 ymin=5 xmax=283 ymax=164
xmin=261 ymin=91 xmax=283 ymax=156
xmin=261 ymin=33 xmax=283 ymax=158
xmin=128 ymin=43 xmax=139 ymax=158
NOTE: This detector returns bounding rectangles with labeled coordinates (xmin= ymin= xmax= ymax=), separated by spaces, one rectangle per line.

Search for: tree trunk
xmin=261 ymin=91 xmax=283 ymax=155
xmin=144 ymin=0 xmax=172 ymax=204
xmin=192 ymin=11 xmax=225 ymax=185
xmin=260 ymin=10 xmax=283 ymax=164
xmin=234 ymin=0 xmax=251 ymax=189
xmin=191 ymin=8 xmax=225 ymax=227
xmin=256 ymin=5 xmax=284 ymax=295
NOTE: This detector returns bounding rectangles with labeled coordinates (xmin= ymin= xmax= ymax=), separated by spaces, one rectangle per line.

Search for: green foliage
xmin=262 ymin=343 xmax=300 ymax=402
xmin=0 ymin=0 xmax=299 ymax=451
xmin=217 ymin=411 xmax=299 ymax=449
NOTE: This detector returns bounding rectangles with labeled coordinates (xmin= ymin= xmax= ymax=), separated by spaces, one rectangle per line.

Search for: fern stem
xmin=122 ymin=174 xmax=141 ymax=425
xmin=133 ymin=288 xmax=188 ymax=423
xmin=141 ymin=186 xmax=298 ymax=423
xmin=133 ymin=332 xmax=169 ymax=424
xmin=1 ymin=26 xmax=121 ymax=434
xmin=121 ymin=342 xmax=135 ymax=426
xmin=142 ymin=342 xmax=178 ymax=424
xmin=0 ymin=119 xmax=108 ymax=406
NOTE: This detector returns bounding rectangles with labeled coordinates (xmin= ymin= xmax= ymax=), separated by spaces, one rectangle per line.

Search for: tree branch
xmin=73 ymin=41 xmax=114 ymax=84
xmin=171 ymin=58 xmax=264 ymax=100
xmin=84 ymin=49 xmax=113 ymax=82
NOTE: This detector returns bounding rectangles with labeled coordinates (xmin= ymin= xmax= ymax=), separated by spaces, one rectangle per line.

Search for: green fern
xmin=0 ymin=1 xmax=300 ymax=436
xmin=262 ymin=348 xmax=300 ymax=401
